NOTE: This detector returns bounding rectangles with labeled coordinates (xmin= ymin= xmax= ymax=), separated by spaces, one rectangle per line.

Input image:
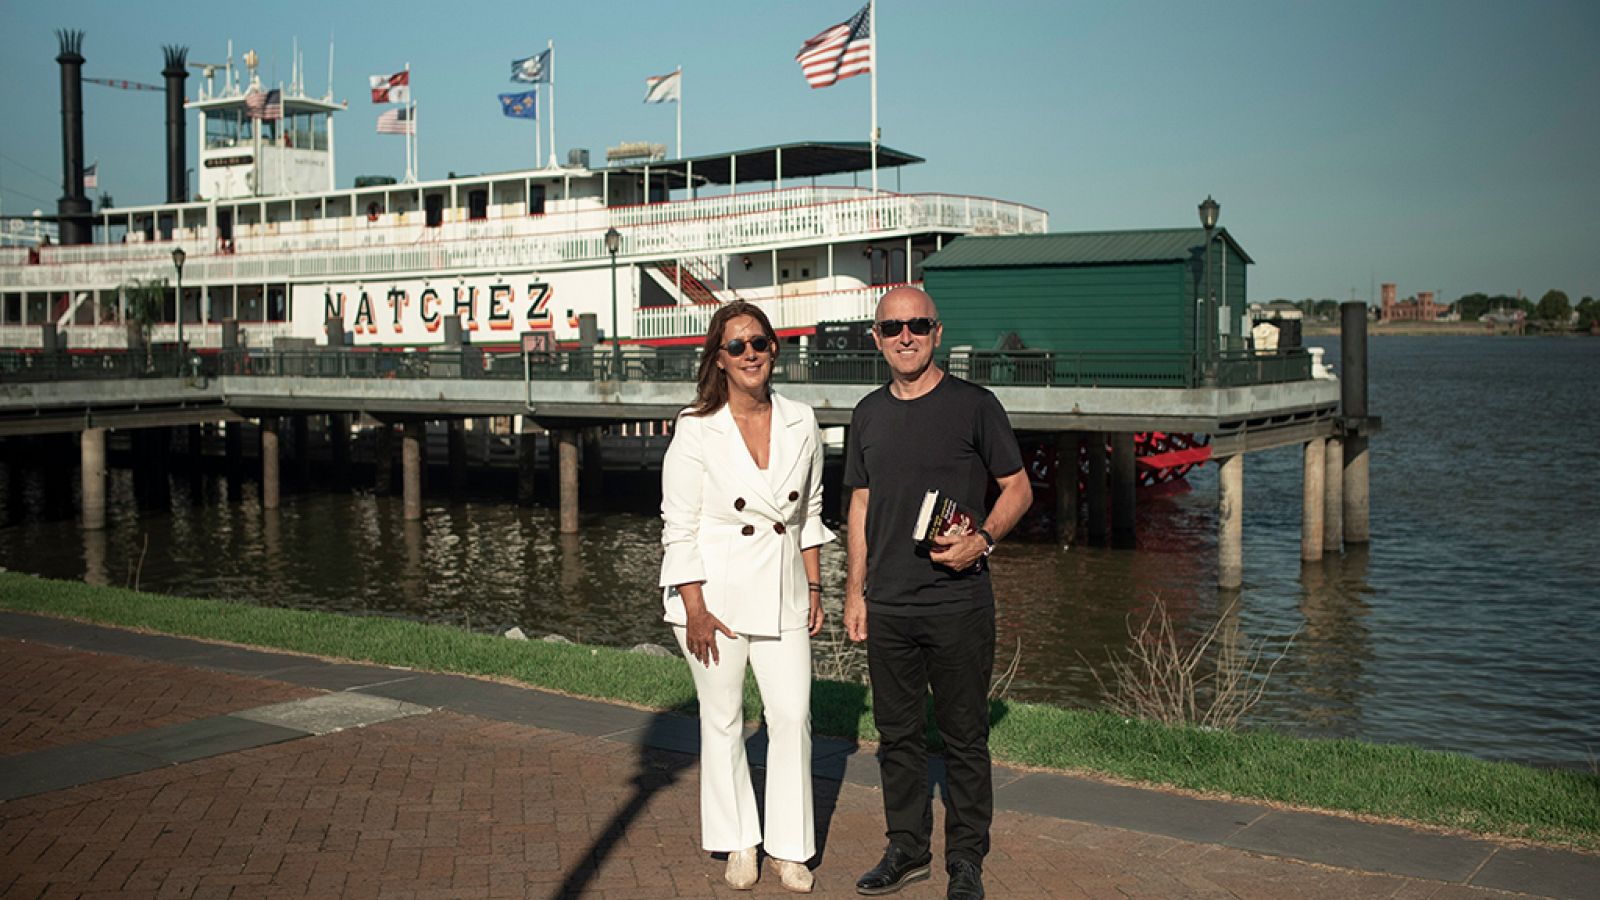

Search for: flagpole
xmin=535 ymin=96 xmax=542 ymax=169
xmin=413 ymin=101 xmax=420 ymax=181
xmin=676 ymin=66 xmax=683 ymax=159
xmin=403 ymin=63 xmax=413 ymax=182
xmin=869 ymin=0 xmax=879 ymax=194
xmin=547 ymin=40 xmax=557 ymax=168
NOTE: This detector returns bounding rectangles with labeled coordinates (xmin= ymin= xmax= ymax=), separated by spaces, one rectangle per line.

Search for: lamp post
xmin=604 ymin=227 xmax=621 ymax=378
xmin=1197 ymin=196 xmax=1219 ymax=384
xmin=171 ymin=246 xmax=187 ymax=374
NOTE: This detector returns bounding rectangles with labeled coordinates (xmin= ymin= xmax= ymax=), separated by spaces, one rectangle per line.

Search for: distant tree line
xmin=1270 ymin=291 xmax=1597 ymax=331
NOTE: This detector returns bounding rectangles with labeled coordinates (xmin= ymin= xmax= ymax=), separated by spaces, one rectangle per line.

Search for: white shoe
xmin=724 ymin=847 xmax=758 ymax=890
xmin=772 ymin=859 xmax=814 ymax=893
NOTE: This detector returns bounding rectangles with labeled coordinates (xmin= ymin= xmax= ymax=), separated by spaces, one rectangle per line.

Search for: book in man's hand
xmin=911 ymin=488 xmax=980 ymax=550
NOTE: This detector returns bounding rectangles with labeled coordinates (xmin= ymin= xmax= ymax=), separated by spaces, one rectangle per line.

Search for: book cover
xmin=911 ymin=488 xmax=980 ymax=550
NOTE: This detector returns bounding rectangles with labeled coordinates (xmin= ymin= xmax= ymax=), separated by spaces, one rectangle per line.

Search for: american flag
xmin=82 ymin=162 xmax=97 ymax=190
xmin=377 ymin=107 xmax=415 ymax=135
xmin=796 ymin=3 xmax=872 ymax=89
xmin=244 ymin=88 xmax=282 ymax=121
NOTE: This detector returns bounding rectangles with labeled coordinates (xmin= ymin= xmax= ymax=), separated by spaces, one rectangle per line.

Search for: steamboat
xmin=0 ymin=37 xmax=1046 ymax=355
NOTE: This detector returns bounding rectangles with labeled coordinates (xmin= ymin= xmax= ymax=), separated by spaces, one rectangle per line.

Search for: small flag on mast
xmin=510 ymin=50 xmax=551 ymax=84
xmin=499 ymin=91 xmax=538 ymax=119
xmin=643 ymin=69 xmax=681 ymax=104
xmin=82 ymin=162 xmax=98 ymax=190
xmin=369 ymin=71 xmax=411 ymax=103
xmin=796 ymin=3 xmax=873 ymax=89
xmin=376 ymin=107 xmax=415 ymax=135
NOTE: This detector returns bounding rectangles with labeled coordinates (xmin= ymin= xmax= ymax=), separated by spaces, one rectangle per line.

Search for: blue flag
xmin=510 ymin=50 xmax=550 ymax=83
xmin=499 ymin=91 xmax=538 ymax=120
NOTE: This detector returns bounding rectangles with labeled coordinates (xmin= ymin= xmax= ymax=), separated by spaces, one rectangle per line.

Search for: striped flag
xmin=244 ymin=88 xmax=282 ymax=120
xmin=82 ymin=162 xmax=98 ymax=190
xmin=369 ymin=71 xmax=410 ymax=104
xmin=796 ymin=3 xmax=872 ymax=89
xmin=377 ymin=107 xmax=415 ymax=135
xmin=643 ymin=70 xmax=681 ymax=104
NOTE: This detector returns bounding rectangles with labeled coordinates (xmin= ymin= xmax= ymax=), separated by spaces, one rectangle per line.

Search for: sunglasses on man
xmin=875 ymin=317 xmax=938 ymax=338
xmin=721 ymin=335 xmax=774 ymax=356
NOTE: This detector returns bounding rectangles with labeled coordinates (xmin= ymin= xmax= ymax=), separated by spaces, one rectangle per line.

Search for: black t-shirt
xmin=843 ymin=373 xmax=1024 ymax=615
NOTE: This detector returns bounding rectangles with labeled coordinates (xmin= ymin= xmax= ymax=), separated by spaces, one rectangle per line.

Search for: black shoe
xmin=946 ymin=859 xmax=985 ymax=900
xmin=855 ymin=845 xmax=932 ymax=895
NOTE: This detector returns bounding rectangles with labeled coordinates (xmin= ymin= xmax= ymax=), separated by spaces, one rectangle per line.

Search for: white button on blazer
xmin=659 ymin=391 xmax=836 ymax=637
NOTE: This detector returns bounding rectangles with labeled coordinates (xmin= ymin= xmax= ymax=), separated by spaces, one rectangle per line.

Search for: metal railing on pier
xmin=0 ymin=346 xmax=1312 ymax=389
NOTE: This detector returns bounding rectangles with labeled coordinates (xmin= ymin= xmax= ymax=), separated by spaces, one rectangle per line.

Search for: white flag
xmin=643 ymin=69 xmax=681 ymax=104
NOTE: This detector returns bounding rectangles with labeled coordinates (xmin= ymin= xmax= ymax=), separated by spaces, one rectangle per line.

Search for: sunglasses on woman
xmin=875 ymin=317 xmax=938 ymax=338
xmin=721 ymin=335 xmax=773 ymax=356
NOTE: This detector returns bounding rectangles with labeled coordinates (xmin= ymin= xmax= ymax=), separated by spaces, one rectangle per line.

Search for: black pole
xmin=1339 ymin=300 xmax=1368 ymax=421
xmin=163 ymin=46 xmax=189 ymax=204
xmin=55 ymin=29 xmax=92 ymax=245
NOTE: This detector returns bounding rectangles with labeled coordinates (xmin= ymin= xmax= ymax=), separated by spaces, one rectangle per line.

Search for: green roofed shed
xmin=922 ymin=228 xmax=1252 ymax=385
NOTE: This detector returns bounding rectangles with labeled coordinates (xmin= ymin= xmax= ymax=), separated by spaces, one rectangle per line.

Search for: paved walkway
xmin=0 ymin=612 xmax=1594 ymax=899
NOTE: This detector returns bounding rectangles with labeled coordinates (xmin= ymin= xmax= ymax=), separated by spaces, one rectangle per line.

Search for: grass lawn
xmin=3 ymin=570 xmax=1596 ymax=850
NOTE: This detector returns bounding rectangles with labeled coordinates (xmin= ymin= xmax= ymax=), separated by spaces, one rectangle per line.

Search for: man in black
xmin=843 ymin=286 xmax=1032 ymax=900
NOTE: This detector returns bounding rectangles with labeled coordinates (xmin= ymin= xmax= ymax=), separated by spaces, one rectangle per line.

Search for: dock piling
xmin=1301 ymin=438 xmax=1325 ymax=561
xmin=261 ymin=418 xmax=280 ymax=511
xmin=1111 ymin=432 xmax=1137 ymax=548
xmin=402 ymin=421 xmax=423 ymax=521
xmin=1218 ymin=453 xmax=1244 ymax=588
xmin=79 ymin=427 xmax=106 ymax=530
xmin=1323 ymin=435 xmax=1344 ymax=554
xmin=558 ymin=429 xmax=580 ymax=534
xmin=1054 ymin=432 xmax=1081 ymax=544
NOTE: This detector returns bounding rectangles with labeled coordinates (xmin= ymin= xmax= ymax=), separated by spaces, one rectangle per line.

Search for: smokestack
xmin=55 ymin=29 xmax=92 ymax=245
xmin=163 ymin=45 xmax=189 ymax=203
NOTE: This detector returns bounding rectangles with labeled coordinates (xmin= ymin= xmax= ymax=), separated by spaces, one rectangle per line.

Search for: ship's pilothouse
xmin=188 ymin=47 xmax=343 ymax=203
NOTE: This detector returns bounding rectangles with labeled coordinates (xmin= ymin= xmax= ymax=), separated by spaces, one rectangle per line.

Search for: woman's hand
xmin=808 ymin=590 xmax=825 ymax=636
xmin=685 ymin=607 xmax=736 ymax=667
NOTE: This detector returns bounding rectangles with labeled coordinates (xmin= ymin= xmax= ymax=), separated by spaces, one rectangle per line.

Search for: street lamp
xmin=604 ymin=227 xmax=621 ymax=377
xmin=1197 ymin=196 xmax=1220 ymax=383
xmin=171 ymin=246 xmax=187 ymax=374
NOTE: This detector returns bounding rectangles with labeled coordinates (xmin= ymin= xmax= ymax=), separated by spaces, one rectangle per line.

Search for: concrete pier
xmin=79 ymin=427 xmax=106 ymax=530
xmin=1111 ymin=432 xmax=1137 ymax=548
xmin=373 ymin=424 xmax=394 ymax=495
xmin=1054 ymin=432 xmax=1081 ymax=544
xmin=1323 ymin=436 xmax=1344 ymax=554
xmin=1086 ymin=434 xmax=1108 ymax=545
xmin=402 ymin=421 xmax=423 ymax=521
xmin=260 ymin=418 xmax=280 ymax=511
xmin=558 ymin=429 xmax=580 ymax=534
xmin=1301 ymin=438 xmax=1325 ymax=561
xmin=1218 ymin=453 xmax=1244 ymax=589
xmin=328 ymin=414 xmax=350 ymax=481
xmin=517 ymin=420 xmax=540 ymax=506
xmin=448 ymin=420 xmax=467 ymax=492
xmin=1343 ymin=435 xmax=1370 ymax=544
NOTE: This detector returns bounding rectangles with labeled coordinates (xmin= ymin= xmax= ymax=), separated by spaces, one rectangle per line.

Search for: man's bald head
xmin=875 ymin=286 xmax=939 ymax=322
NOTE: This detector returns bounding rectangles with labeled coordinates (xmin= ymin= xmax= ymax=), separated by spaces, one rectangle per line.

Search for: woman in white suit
xmin=659 ymin=300 xmax=834 ymax=892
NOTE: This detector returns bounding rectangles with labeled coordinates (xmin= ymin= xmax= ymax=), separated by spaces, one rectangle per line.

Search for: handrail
xmin=0 ymin=346 xmax=1314 ymax=390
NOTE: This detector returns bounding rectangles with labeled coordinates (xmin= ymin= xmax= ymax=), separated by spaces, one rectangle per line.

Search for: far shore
xmin=1302 ymin=321 xmax=1553 ymax=337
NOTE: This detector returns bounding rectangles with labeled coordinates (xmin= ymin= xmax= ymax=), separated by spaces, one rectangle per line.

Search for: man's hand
xmin=843 ymin=592 xmax=868 ymax=642
xmin=929 ymin=531 xmax=989 ymax=572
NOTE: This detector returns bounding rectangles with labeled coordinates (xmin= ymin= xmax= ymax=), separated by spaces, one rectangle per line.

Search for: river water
xmin=2 ymin=336 xmax=1596 ymax=767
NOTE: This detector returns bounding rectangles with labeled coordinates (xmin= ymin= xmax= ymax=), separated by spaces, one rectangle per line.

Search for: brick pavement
xmin=0 ymin=632 xmax=1571 ymax=899
xmin=0 ymin=639 xmax=318 ymax=757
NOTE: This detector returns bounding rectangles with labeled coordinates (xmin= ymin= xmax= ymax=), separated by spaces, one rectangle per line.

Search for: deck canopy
xmin=604 ymin=141 xmax=924 ymax=189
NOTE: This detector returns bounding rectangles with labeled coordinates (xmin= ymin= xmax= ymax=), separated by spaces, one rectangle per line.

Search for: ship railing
xmin=7 ymin=191 xmax=1047 ymax=289
xmin=633 ymin=281 xmax=908 ymax=339
xmin=0 ymin=346 xmax=1314 ymax=390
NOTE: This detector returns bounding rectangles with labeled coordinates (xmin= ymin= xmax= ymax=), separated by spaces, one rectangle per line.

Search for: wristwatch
xmin=978 ymin=527 xmax=997 ymax=557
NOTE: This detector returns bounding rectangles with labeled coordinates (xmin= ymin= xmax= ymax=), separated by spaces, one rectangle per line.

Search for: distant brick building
xmin=1379 ymin=283 xmax=1442 ymax=322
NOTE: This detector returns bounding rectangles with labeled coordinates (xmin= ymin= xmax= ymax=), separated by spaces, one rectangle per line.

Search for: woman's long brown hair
xmin=686 ymin=301 xmax=780 ymax=417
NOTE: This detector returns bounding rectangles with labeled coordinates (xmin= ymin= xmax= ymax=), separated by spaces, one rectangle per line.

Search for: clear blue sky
xmin=2 ymin=0 xmax=1596 ymax=303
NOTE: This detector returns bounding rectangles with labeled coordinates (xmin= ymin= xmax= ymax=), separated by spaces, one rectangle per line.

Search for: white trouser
xmin=673 ymin=625 xmax=815 ymax=863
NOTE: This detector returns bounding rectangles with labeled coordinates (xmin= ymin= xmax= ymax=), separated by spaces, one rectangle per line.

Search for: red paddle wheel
xmin=1020 ymin=432 xmax=1213 ymax=528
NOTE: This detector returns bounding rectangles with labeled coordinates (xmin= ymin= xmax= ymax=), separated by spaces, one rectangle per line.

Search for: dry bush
xmin=1089 ymin=597 xmax=1295 ymax=731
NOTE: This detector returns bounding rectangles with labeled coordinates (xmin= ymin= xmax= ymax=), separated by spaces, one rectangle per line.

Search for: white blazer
xmin=659 ymin=391 xmax=836 ymax=637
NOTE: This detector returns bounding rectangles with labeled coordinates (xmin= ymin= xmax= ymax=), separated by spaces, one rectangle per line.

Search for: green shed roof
xmin=923 ymin=228 xmax=1253 ymax=269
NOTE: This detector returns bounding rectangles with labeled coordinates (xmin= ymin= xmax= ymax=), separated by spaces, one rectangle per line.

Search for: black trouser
xmin=866 ymin=603 xmax=995 ymax=869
